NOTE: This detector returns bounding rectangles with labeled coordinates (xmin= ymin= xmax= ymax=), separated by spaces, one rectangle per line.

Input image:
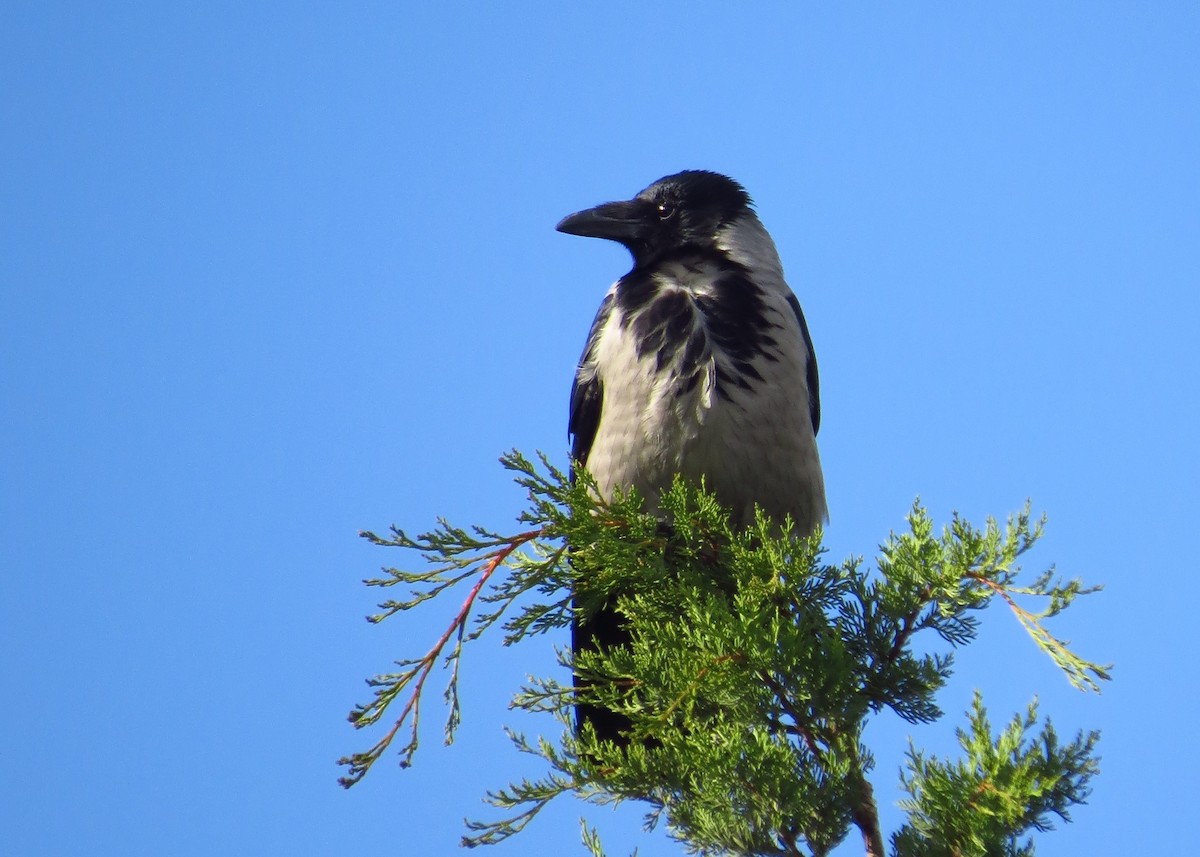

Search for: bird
xmin=557 ymin=170 xmax=827 ymax=744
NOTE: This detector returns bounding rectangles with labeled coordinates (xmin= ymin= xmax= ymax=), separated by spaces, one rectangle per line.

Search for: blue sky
xmin=2 ymin=3 xmax=1197 ymax=855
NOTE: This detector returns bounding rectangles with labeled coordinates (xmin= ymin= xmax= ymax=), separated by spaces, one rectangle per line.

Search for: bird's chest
xmin=582 ymin=274 xmax=823 ymax=528
xmin=587 ymin=284 xmax=761 ymax=491
xmin=592 ymin=303 xmax=706 ymax=447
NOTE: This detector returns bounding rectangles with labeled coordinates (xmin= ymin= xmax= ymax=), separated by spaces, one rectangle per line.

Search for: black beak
xmin=556 ymin=199 xmax=653 ymax=242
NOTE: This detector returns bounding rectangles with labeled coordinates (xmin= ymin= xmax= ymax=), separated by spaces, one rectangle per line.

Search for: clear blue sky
xmin=3 ymin=4 xmax=1197 ymax=855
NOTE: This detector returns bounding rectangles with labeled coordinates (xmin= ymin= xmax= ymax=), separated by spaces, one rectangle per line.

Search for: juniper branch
xmin=338 ymin=526 xmax=542 ymax=786
xmin=965 ymin=571 xmax=1112 ymax=691
xmin=893 ymin=693 xmax=1100 ymax=857
xmin=343 ymin=453 xmax=1107 ymax=857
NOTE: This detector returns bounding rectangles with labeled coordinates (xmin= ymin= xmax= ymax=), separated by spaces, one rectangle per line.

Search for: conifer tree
xmin=340 ymin=452 xmax=1107 ymax=857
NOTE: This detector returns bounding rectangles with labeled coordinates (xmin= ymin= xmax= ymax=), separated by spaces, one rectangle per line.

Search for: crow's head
xmin=557 ymin=170 xmax=754 ymax=269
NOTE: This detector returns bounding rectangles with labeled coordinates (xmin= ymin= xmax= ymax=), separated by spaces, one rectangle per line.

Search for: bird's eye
xmin=657 ymin=201 xmax=676 ymax=220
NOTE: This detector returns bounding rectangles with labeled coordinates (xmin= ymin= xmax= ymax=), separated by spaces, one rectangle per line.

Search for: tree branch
xmin=338 ymin=528 xmax=542 ymax=785
xmin=846 ymin=763 xmax=885 ymax=857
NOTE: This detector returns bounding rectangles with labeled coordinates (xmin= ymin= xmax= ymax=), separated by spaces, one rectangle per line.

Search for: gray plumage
xmin=557 ymin=170 xmax=827 ymax=743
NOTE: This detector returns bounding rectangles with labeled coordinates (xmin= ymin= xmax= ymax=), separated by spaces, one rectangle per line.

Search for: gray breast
xmin=585 ymin=256 xmax=827 ymax=535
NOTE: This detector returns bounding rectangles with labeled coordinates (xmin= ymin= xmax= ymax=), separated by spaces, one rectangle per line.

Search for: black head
xmin=556 ymin=170 xmax=754 ymax=268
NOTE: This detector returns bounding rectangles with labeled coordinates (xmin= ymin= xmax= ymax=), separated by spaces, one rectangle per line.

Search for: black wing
xmin=787 ymin=293 xmax=821 ymax=436
xmin=568 ymin=292 xmax=614 ymax=469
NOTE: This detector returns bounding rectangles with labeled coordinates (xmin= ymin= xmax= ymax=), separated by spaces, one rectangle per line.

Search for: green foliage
xmin=892 ymin=694 xmax=1100 ymax=857
xmin=341 ymin=451 xmax=1108 ymax=856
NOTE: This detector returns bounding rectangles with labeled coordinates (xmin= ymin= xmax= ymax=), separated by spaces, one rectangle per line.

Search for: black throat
xmin=615 ymin=249 xmax=781 ymax=401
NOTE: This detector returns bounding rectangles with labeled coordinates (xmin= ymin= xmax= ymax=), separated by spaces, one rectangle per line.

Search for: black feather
xmin=568 ymin=293 xmax=613 ymax=467
xmin=567 ymin=292 xmax=632 ymax=744
xmin=615 ymin=250 xmax=780 ymax=403
xmin=630 ymin=289 xmax=695 ymax=371
xmin=570 ymin=595 xmax=633 ymax=745
xmin=786 ymin=293 xmax=821 ymax=436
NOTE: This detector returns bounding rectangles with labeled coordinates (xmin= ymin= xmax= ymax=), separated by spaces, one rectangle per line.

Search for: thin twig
xmin=339 ymin=528 xmax=542 ymax=785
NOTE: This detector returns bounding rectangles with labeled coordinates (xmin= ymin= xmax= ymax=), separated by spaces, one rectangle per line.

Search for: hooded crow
xmin=558 ymin=170 xmax=827 ymax=743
